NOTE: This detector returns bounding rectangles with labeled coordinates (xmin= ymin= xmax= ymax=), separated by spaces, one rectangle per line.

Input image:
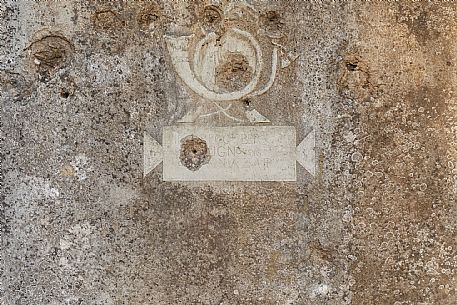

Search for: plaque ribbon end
xmin=296 ymin=130 xmax=316 ymax=176
xmin=144 ymin=132 xmax=163 ymax=177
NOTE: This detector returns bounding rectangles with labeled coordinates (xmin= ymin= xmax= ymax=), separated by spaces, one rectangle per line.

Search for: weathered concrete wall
xmin=1 ymin=1 xmax=456 ymax=304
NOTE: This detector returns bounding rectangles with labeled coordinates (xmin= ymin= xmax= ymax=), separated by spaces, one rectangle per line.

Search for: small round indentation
xmin=138 ymin=4 xmax=162 ymax=29
xmin=260 ymin=10 xmax=284 ymax=38
xmin=93 ymin=10 xmax=123 ymax=31
xmin=29 ymin=34 xmax=73 ymax=79
xmin=180 ymin=135 xmax=211 ymax=171
xmin=346 ymin=62 xmax=358 ymax=71
xmin=215 ymin=52 xmax=253 ymax=92
xmin=60 ymin=89 xmax=70 ymax=98
xmin=31 ymin=35 xmax=72 ymax=69
xmin=201 ymin=5 xmax=222 ymax=32
xmin=243 ymin=98 xmax=252 ymax=109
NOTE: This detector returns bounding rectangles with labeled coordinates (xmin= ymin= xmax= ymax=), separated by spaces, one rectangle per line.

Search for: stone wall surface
xmin=1 ymin=0 xmax=456 ymax=304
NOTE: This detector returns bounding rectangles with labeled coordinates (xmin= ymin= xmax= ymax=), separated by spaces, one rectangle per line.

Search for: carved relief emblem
xmin=164 ymin=2 xmax=292 ymax=123
xmin=143 ymin=2 xmax=316 ymax=181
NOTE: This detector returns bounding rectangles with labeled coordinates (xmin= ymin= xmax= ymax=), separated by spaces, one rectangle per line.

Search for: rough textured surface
xmin=1 ymin=1 xmax=456 ymax=304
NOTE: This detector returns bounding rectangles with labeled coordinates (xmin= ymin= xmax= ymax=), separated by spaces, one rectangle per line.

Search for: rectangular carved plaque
xmin=162 ymin=126 xmax=296 ymax=181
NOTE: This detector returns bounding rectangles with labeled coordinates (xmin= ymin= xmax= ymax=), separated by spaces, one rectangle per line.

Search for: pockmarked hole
xmin=138 ymin=3 xmax=162 ymax=28
xmin=180 ymin=135 xmax=211 ymax=171
xmin=60 ymin=89 xmax=70 ymax=98
xmin=93 ymin=10 xmax=122 ymax=32
xmin=346 ymin=62 xmax=358 ymax=71
xmin=201 ymin=5 xmax=222 ymax=32
xmin=260 ymin=10 xmax=284 ymax=38
xmin=215 ymin=52 xmax=253 ymax=92
xmin=30 ymin=35 xmax=73 ymax=76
